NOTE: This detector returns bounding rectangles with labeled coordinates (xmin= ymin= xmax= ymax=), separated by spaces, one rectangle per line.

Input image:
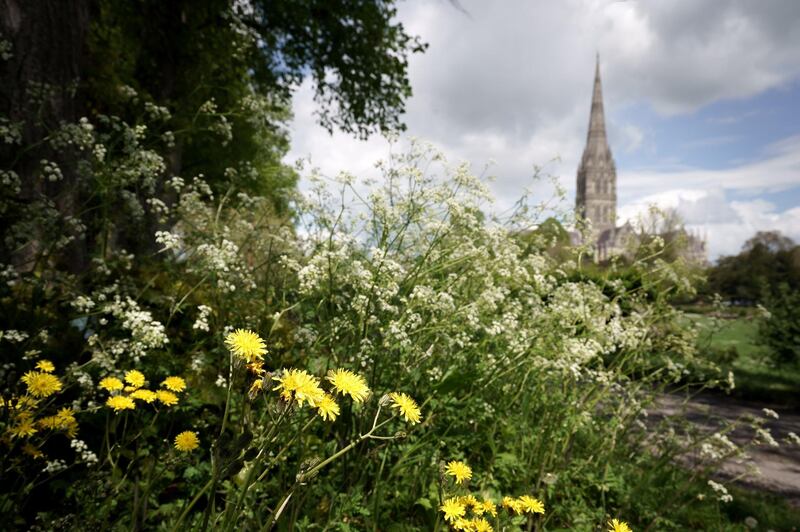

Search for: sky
xmin=284 ymin=0 xmax=800 ymax=260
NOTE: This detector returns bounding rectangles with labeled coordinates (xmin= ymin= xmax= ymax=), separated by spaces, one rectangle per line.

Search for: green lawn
xmin=687 ymin=313 xmax=800 ymax=406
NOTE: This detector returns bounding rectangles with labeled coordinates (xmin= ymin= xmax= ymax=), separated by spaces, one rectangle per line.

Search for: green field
xmin=688 ymin=313 xmax=800 ymax=406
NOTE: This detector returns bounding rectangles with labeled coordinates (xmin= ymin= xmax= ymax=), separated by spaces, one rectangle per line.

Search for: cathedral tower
xmin=576 ymin=55 xmax=616 ymax=235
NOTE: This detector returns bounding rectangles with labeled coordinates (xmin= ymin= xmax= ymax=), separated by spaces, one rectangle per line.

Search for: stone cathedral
xmin=574 ymin=57 xmax=706 ymax=263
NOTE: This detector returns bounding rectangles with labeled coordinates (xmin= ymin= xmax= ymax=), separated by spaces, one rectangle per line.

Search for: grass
xmin=722 ymin=484 xmax=800 ymax=531
xmin=687 ymin=312 xmax=800 ymax=407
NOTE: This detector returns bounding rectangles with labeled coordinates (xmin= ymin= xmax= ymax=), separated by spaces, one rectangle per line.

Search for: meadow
xmin=689 ymin=311 xmax=800 ymax=406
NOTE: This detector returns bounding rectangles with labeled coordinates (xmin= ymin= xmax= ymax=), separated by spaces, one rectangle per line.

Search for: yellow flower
xmin=326 ymin=369 xmax=370 ymax=403
xmin=608 ymin=519 xmax=632 ymax=532
xmin=452 ymin=518 xmax=471 ymax=531
xmin=445 ymin=460 xmax=472 ymax=484
xmin=39 ymin=408 xmax=79 ymax=437
xmin=8 ymin=416 xmax=38 ymax=438
xmin=22 ymin=442 xmax=44 ymax=459
xmin=36 ymin=360 xmax=55 ymax=373
xmin=247 ymin=360 xmax=265 ymax=376
xmin=471 ymin=518 xmax=493 ymax=532
xmin=501 ymin=496 xmax=523 ymax=514
xmin=225 ymin=328 xmax=267 ymax=363
xmin=106 ymin=395 xmax=136 ymax=412
xmin=460 ymin=494 xmax=479 ymax=510
xmin=518 ymin=495 xmax=545 ymax=515
xmin=130 ymin=389 xmax=158 ymax=403
xmin=316 ymin=393 xmax=340 ymax=421
xmin=21 ymin=371 xmax=62 ymax=398
xmin=388 ymin=392 xmax=422 ymax=424
xmin=174 ymin=430 xmax=200 ymax=452
xmin=156 ymin=390 xmax=179 ymax=406
xmin=248 ymin=378 xmax=264 ymax=399
xmin=439 ymin=497 xmax=466 ymax=523
xmin=124 ymin=370 xmax=146 ymax=389
xmin=56 ymin=407 xmax=75 ymax=423
xmin=272 ymin=369 xmax=324 ymax=407
xmin=482 ymin=500 xmax=497 ymax=517
xmin=161 ymin=376 xmax=186 ymax=393
xmin=99 ymin=377 xmax=124 ymax=392
xmin=11 ymin=395 xmax=39 ymax=410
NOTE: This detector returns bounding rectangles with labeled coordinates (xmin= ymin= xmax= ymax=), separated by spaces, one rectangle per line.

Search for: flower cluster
xmin=99 ymin=369 xmax=187 ymax=413
xmin=3 ymin=361 xmax=79 ymax=463
xmin=226 ymin=329 xmax=422 ymax=426
xmin=438 ymin=460 xmax=547 ymax=531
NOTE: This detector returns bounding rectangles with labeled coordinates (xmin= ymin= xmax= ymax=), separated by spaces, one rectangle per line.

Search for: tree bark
xmin=0 ymin=0 xmax=91 ymax=273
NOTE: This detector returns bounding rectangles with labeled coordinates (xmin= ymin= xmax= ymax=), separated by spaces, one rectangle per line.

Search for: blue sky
xmin=614 ymin=79 xmax=800 ymax=172
xmin=285 ymin=0 xmax=800 ymax=260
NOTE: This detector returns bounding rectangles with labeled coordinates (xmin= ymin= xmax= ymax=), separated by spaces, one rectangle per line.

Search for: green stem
xmin=170 ymin=476 xmax=213 ymax=532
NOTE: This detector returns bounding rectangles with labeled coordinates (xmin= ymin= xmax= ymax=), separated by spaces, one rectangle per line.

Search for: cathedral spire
xmin=576 ymin=54 xmax=617 ymax=236
xmin=586 ymin=53 xmax=609 ymax=150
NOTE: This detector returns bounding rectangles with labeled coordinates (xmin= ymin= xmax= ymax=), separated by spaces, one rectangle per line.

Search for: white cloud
xmin=616 ymin=187 xmax=800 ymax=258
xmin=284 ymin=0 xmax=800 ymax=260
xmin=621 ymin=135 xmax=800 ymax=198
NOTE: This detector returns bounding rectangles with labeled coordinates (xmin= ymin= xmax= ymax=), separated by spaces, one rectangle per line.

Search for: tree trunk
xmin=1 ymin=0 xmax=90 ymax=273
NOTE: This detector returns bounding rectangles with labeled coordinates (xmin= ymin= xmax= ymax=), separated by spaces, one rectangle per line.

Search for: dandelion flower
xmin=445 ymin=460 xmax=472 ymax=484
xmin=326 ymin=369 xmax=370 ymax=403
xmin=608 ymin=519 xmax=632 ymax=532
xmin=130 ymin=389 xmax=158 ymax=403
xmin=36 ymin=360 xmax=55 ymax=373
xmin=56 ymin=407 xmax=75 ymax=423
xmin=471 ymin=518 xmax=493 ymax=532
xmin=272 ymin=369 xmax=324 ymax=407
xmin=502 ymin=496 xmax=523 ymax=514
xmin=9 ymin=417 xmax=38 ymax=438
xmin=38 ymin=409 xmax=76 ymax=432
xmin=388 ymin=392 xmax=421 ymax=424
xmin=440 ymin=497 xmax=466 ymax=523
xmin=161 ymin=376 xmax=186 ymax=393
xmin=518 ymin=495 xmax=545 ymax=515
xmin=21 ymin=371 xmax=62 ymax=398
xmin=106 ymin=395 xmax=136 ymax=412
xmin=156 ymin=390 xmax=179 ymax=406
xmin=124 ymin=370 xmax=145 ymax=389
xmin=482 ymin=500 xmax=497 ymax=517
xmin=248 ymin=378 xmax=264 ymax=398
xmin=99 ymin=376 xmax=124 ymax=392
xmin=42 ymin=408 xmax=79 ymax=437
xmin=174 ymin=431 xmax=199 ymax=452
xmin=453 ymin=518 xmax=471 ymax=531
xmin=225 ymin=329 xmax=267 ymax=363
xmin=22 ymin=442 xmax=44 ymax=459
xmin=460 ymin=494 xmax=479 ymax=509
xmin=247 ymin=360 xmax=265 ymax=376
xmin=316 ymin=393 xmax=340 ymax=421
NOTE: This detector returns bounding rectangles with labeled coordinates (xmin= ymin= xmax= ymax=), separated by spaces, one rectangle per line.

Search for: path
xmin=648 ymin=393 xmax=800 ymax=506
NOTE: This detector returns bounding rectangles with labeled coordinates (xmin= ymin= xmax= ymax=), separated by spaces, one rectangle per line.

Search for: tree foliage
xmin=759 ymin=283 xmax=800 ymax=366
xmin=705 ymin=231 xmax=800 ymax=305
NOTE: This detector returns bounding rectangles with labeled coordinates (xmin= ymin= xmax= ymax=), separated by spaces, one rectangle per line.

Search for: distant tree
xmin=705 ymin=230 xmax=799 ymax=305
xmin=631 ymin=206 xmax=694 ymax=264
xmin=759 ymin=283 xmax=800 ymax=366
xmin=742 ymin=230 xmax=795 ymax=253
xmin=517 ymin=217 xmax=571 ymax=259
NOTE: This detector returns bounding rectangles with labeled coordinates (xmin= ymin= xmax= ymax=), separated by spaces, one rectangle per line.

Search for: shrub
xmin=1 ymin=117 xmax=782 ymax=529
xmin=759 ymin=283 xmax=800 ymax=366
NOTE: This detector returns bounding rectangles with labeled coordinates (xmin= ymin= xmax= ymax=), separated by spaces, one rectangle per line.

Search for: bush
xmin=1 ymin=120 xmax=784 ymax=529
xmin=759 ymin=283 xmax=800 ymax=366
